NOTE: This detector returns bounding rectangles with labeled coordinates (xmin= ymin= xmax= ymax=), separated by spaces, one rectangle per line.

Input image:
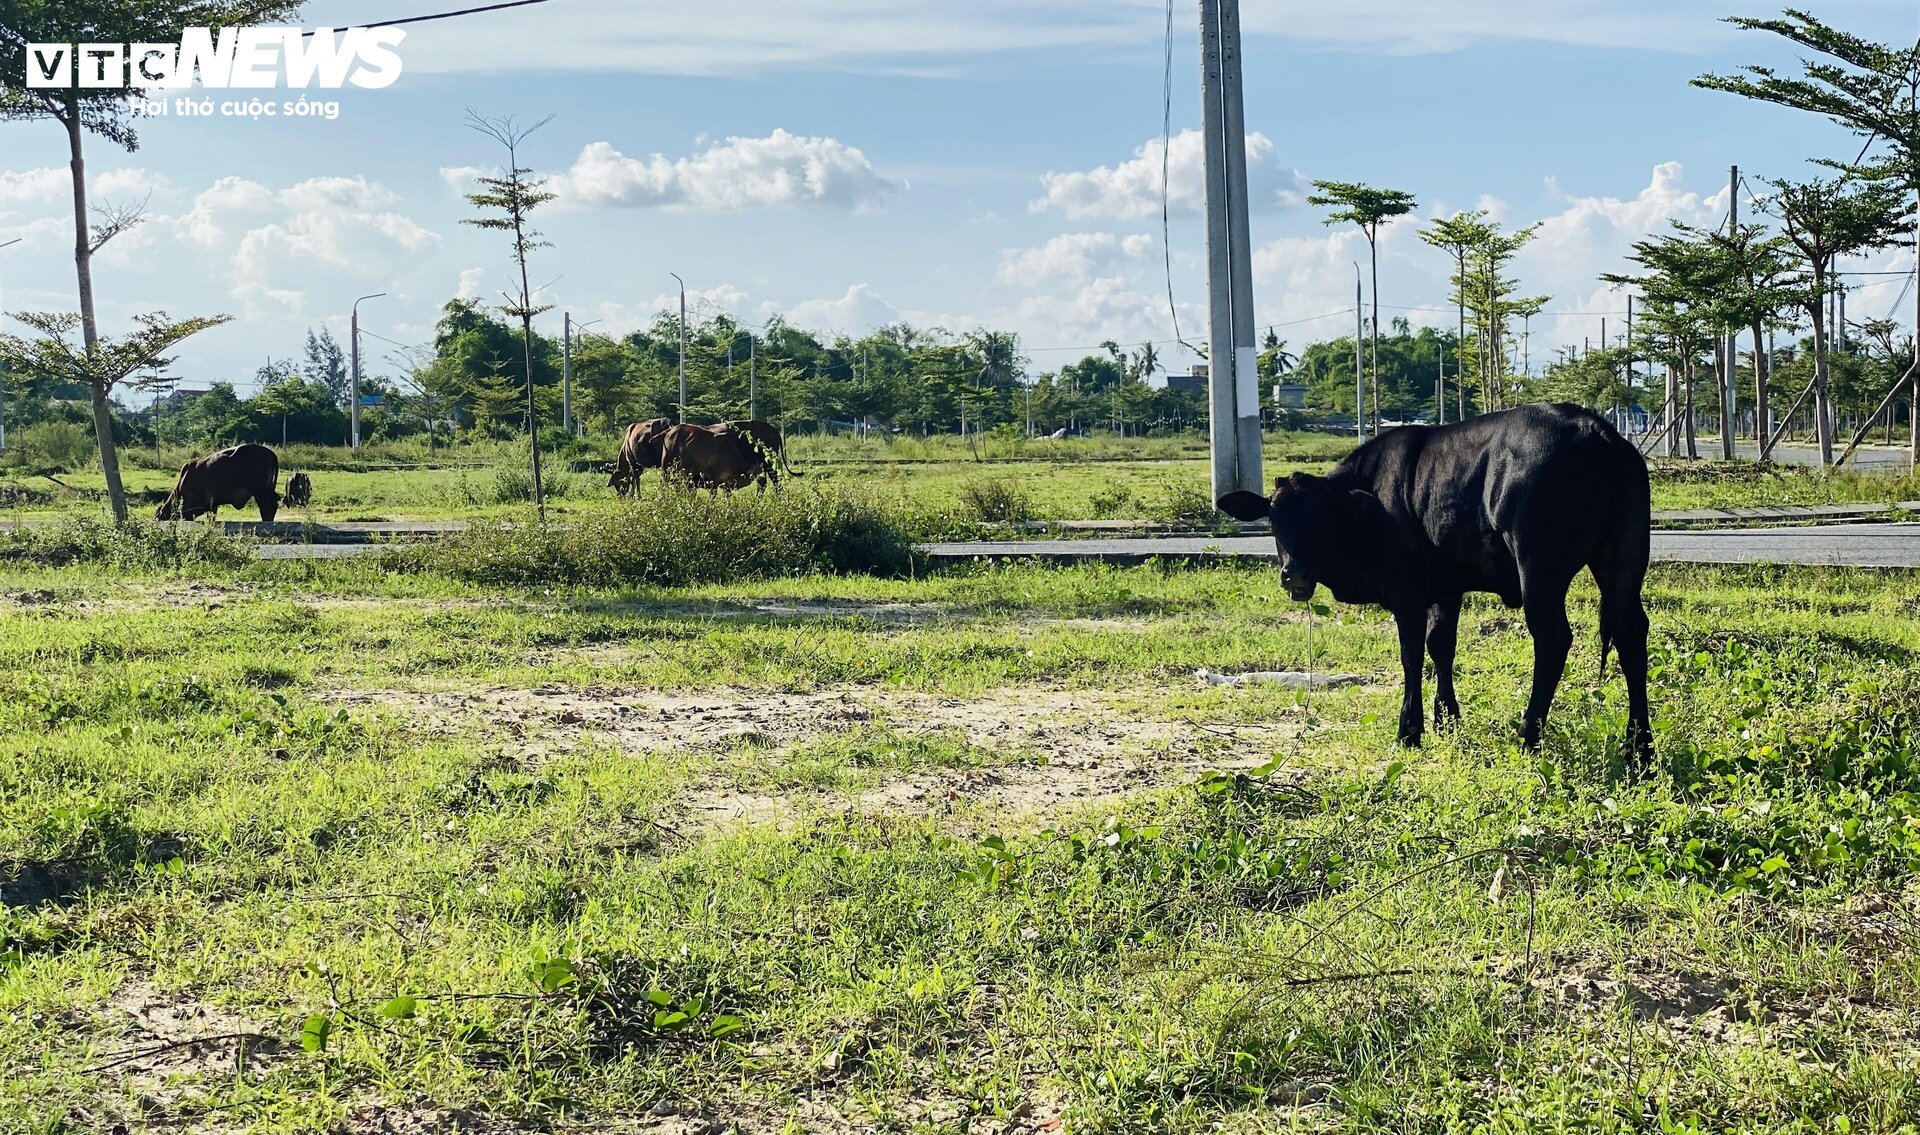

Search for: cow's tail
xmin=777 ymin=435 xmax=803 ymax=478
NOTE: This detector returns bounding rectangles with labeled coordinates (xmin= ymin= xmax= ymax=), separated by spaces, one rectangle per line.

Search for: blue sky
xmin=1 ymin=0 xmax=1916 ymax=396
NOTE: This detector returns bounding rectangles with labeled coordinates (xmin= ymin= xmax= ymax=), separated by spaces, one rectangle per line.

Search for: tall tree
xmin=462 ymin=110 xmax=558 ymax=521
xmin=1760 ymin=175 xmax=1908 ymax=465
xmin=304 ymin=327 xmax=350 ymax=407
xmin=1695 ymin=219 xmax=1801 ymax=458
xmin=1695 ymin=11 xmax=1920 ymax=460
xmin=1466 ymin=222 xmax=1542 ymax=411
xmin=0 ymin=311 xmax=233 ymax=456
xmin=1605 ymin=229 xmax=1725 ymax=459
xmin=0 ymin=0 xmax=303 ymax=521
xmin=1308 ymin=180 xmax=1418 ymax=432
xmin=1417 ymin=210 xmax=1496 ymax=422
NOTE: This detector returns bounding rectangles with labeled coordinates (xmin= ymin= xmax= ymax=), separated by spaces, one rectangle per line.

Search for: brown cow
xmin=716 ymin=419 xmax=801 ymax=483
xmin=609 ymin=417 xmax=674 ymax=496
xmin=658 ymin=424 xmax=769 ymax=493
xmin=156 ymin=444 xmax=280 ymax=522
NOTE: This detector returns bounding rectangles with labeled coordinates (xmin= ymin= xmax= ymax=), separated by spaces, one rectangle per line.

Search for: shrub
xmin=2 ymin=421 xmax=96 ymax=472
xmin=1154 ymin=482 xmax=1226 ymax=529
xmin=488 ymin=455 xmax=573 ymax=505
xmin=387 ymin=485 xmax=918 ymax=587
xmin=958 ymin=479 xmax=1035 ymax=524
xmin=0 ymin=519 xmax=253 ymax=571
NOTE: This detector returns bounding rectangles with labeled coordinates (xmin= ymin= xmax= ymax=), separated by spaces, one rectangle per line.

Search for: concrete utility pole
xmin=350 ymin=292 xmax=386 ymax=450
xmin=0 ymin=237 xmax=20 ymax=453
xmin=1198 ymin=0 xmax=1262 ymax=500
xmin=670 ymin=272 xmax=688 ymax=422
xmin=1353 ymin=266 xmax=1364 ymax=441
xmin=748 ymin=333 xmax=757 ymax=421
xmin=1728 ymin=161 xmax=1743 ymax=460
xmin=562 ymin=314 xmax=601 ymax=437
xmin=562 ymin=312 xmax=574 ymax=437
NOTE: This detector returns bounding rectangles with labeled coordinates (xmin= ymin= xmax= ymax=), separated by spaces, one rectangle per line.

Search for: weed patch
xmin=0 ymin=519 xmax=252 ymax=571
xmin=387 ymin=485 xmax=917 ymax=587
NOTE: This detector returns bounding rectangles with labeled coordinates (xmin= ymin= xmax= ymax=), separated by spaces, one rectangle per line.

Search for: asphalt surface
xmin=251 ymin=523 xmax=1920 ymax=569
xmin=1732 ymin=442 xmax=1912 ymax=471
xmin=923 ymin=523 xmax=1920 ymax=569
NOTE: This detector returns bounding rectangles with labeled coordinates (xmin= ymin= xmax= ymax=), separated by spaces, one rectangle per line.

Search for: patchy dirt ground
xmin=317 ymin=681 xmax=1303 ymax=828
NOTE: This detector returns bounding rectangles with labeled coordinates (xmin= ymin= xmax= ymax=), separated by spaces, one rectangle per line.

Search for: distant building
xmin=1167 ymin=364 xmax=1208 ymax=396
xmin=1271 ymin=382 xmax=1308 ymax=409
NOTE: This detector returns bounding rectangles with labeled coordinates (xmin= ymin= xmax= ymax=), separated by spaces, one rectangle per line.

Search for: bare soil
xmin=317 ymin=682 xmax=1301 ymax=828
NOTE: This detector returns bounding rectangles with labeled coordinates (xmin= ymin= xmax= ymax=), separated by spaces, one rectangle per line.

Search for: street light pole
xmin=563 ymin=314 xmax=600 ymax=437
xmin=350 ymin=292 xmax=386 ymax=450
xmin=0 ymin=237 xmax=19 ymax=454
xmin=669 ymin=273 xmax=687 ymax=422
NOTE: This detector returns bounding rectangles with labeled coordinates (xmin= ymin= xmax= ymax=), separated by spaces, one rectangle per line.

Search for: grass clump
xmin=387 ymin=484 xmax=918 ymax=587
xmin=0 ymin=519 xmax=253 ymax=571
xmin=958 ymin=478 xmax=1037 ymax=524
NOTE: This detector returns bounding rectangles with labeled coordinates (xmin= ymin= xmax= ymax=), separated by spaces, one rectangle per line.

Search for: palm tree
xmin=1309 ymin=180 xmax=1418 ymax=433
xmin=1131 ymin=341 xmax=1161 ymax=383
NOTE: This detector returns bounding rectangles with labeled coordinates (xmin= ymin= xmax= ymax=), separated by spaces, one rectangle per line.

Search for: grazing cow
xmin=609 ymin=418 xmax=674 ymax=496
xmin=1217 ymin=403 xmax=1653 ymax=768
xmin=284 ymin=472 xmax=313 ymax=508
xmin=717 ymin=419 xmax=802 ymax=483
xmin=156 ymin=443 xmax=281 ymax=523
xmin=658 ymin=423 xmax=769 ymax=493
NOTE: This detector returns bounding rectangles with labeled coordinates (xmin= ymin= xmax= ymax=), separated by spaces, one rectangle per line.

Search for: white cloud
xmin=997 ymin=232 xmax=1154 ymax=286
xmin=455 ymin=267 xmax=487 ymax=301
xmin=551 ymin=130 xmax=897 ymax=212
xmin=168 ymin=175 xmax=442 ymax=318
xmin=781 ymin=284 xmax=901 ymax=335
xmin=439 ymin=165 xmax=492 ymax=194
xmin=0 ymin=166 xmax=158 ymax=208
xmin=1032 ymin=130 xmax=1305 ymax=220
xmin=1240 ymin=162 xmax=1741 ymax=356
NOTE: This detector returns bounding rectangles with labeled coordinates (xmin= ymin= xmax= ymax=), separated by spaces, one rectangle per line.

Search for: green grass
xmin=5 ymin=430 xmax=1917 ymax=532
xmin=5 ymin=556 xmax=1920 ymax=1131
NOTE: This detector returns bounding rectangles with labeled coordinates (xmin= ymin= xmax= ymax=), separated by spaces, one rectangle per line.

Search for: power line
xmin=1377 ymin=302 xmax=1631 ymax=317
xmin=359 ymin=328 xmax=426 ymax=353
xmin=301 ymin=0 xmax=555 ymax=35
xmin=1158 ymin=0 xmax=1198 ymax=355
xmin=1022 ymin=308 xmax=1351 ymax=355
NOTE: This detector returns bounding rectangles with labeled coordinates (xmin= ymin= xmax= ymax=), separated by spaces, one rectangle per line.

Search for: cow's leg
xmin=1597 ymin=569 xmax=1655 ymax=773
xmin=1519 ymin=576 xmax=1574 ymax=752
xmin=1426 ymin=595 xmax=1463 ymax=727
xmin=1394 ymin=609 xmax=1426 ymax=747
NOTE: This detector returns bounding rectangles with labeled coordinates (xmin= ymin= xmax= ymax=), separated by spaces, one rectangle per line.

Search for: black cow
xmin=284 ymin=472 xmax=313 ymax=508
xmin=1218 ymin=403 xmax=1653 ymax=768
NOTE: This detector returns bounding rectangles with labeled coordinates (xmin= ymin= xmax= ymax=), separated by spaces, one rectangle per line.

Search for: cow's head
xmin=1218 ymin=474 xmax=1393 ymax=603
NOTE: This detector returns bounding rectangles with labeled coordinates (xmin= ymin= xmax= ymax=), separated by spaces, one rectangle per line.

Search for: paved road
xmin=260 ymin=524 xmax=1920 ymax=568
xmin=923 ymin=523 xmax=1920 ymax=569
xmin=1731 ymin=442 xmax=1911 ymax=471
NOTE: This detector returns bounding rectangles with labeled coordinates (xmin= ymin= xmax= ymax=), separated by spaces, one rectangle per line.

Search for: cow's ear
xmin=1217 ymin=491 xmax=1270 ymax=522
xmin=1338 ymin=489 xmax=1408 ymax=551
xmin=1339 ymin=488 xmax=1389 ymax=521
